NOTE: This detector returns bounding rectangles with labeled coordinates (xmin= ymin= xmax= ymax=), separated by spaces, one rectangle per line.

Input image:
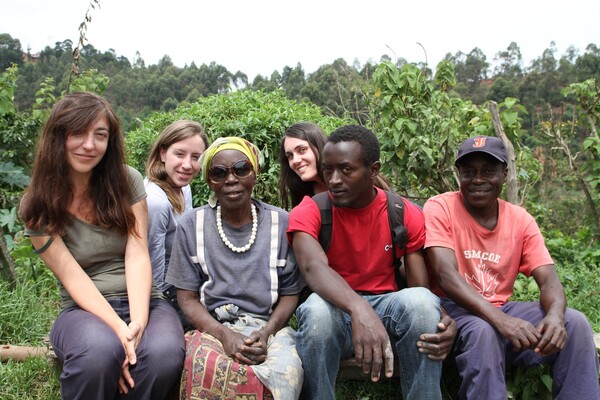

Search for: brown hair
xmin=278 ymin=122 xmax=327 ymax=209
xmin=20 ymin=92 xmax=136 ymax=236
xmin=146 ymin=120 xmax=208 ymax=213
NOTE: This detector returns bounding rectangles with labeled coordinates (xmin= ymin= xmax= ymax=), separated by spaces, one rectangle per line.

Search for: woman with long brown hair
xmin=20 ymin=92 xmax=184 ymax=399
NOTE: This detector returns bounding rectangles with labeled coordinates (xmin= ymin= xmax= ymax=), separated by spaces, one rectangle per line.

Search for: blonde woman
xmin=145 ymin=120 xmax=208 ymax=328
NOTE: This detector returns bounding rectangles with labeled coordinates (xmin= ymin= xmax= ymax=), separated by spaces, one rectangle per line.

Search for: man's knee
xmin=459 ymin=317 xmax=503 ymax=349
xmin=393 ymin=287 xmax=441 ymax=325
xmin=296 ymin=293 xmax=343 ymax=340
xmin=564 ymin=307 xmax=595 ymax=341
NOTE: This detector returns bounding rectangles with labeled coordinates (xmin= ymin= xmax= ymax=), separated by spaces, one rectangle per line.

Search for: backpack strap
xmin=384 ymin=190 xmax=407 ymax=290
xmin=313 ymin=190 xmax=409 ymax=290
xmin=384 ymin=190 xmax=407 ymax=250
xmin=312 ymin=192 xmax=333 ymax=252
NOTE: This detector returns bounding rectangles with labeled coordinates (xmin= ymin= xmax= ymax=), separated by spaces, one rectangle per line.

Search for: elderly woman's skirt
xmin=180 ymin=315 xmax=303 ymax=400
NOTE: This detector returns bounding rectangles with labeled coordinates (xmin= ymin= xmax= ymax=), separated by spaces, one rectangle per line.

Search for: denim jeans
xmin=50 ymin=298 xmax=185 ymax=400
xmin=443 ymin=299 xmax=600 ymax=400
xmin=296 ymin=287 xmax=442 ymax=400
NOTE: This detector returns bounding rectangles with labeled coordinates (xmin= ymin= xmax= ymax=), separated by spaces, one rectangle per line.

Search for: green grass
xmin=0 ymin=279 xmax=59 ymax=345
xmin=0 ymin=273 xmax=60 ymax=400
xmin=0 ymin=357 xmax=60 ymax=400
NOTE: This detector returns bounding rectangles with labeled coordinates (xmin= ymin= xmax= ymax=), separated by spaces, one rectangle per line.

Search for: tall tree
xmin=446 ymin=48 xmax=489 ymax=103
xmin=575 ymin=44 xmax=600 ymax=82
xmin=280 ymin=63 xmax=306 ymax=100
xmin=301 ymin=58 xmax=369 ymax=123
xmin=493 ymin=42 xmax=523 ymax=79
xmin=0 ymin=33 xmax=23 ymax=71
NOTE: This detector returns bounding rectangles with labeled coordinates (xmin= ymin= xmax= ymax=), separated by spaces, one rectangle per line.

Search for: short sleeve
xmin=286 ymin=196 xmax=322 ymax=243
xmin=423 ymin=195 xmax=455 ymax=250
xmin=520 ymin=212 xmax=553 ymax=276
xmin=402 ymin=199 xmax=426 ymax=254
xmin=126 ymin=165 xmax=147 ymax=204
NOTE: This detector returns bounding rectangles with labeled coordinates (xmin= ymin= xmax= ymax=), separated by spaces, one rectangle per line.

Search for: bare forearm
xmin=179 ymin=292 xmax=230 ymax=341
xmin=437 ymin=269 xmax=505 ymax=326
xmin=293 ymin=232 xmax=365 ymax=315
xmin=404 ymin=251 xmax=430 ymax=288
xmin=126 ymin=200 xmax=152 ymax=327
xmin=427 ymin=247 xmax=503 ymax=326
xmin=125 ymin=259 xmax=151 ymax=326
xmin=537 ymin=271 xmax=566 ymax=320
xmin=261 ymin=295 xmax=298 ymax=337
xmin=125 ymin=235 xmax=152 ymax=327
xmin=303 ymin=260 xmax=367 ymax=315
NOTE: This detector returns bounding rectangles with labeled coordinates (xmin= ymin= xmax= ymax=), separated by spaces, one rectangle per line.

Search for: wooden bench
xmin=338 ymin=358 xmax=400 ymax=381
xmin=338 ymin=333 xmax=600 ymax=382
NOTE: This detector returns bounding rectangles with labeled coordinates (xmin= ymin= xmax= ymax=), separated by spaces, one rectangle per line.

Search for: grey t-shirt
xmin=144 ymin=179 xmax=193 ymax=292
xmin=166 ymin=200 xmax=303 ymax=318
xmin=25 ymin=165 xmax=162 ymax=309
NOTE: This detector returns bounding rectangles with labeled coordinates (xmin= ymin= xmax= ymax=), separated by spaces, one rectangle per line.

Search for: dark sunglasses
xmin=208 ymin=160 xmax=254 ymax=183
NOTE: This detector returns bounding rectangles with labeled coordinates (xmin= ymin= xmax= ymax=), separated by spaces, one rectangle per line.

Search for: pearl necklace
xmin=216 ymin=204 xmax=258 ymax=253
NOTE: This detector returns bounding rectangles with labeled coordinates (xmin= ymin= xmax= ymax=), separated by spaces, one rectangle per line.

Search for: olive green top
xmin=25 ymin=165 xmax=162 ymax=309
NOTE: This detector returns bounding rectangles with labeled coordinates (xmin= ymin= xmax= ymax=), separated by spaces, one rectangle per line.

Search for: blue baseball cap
xmin=455 ymin=136 xmax=508 ymax=165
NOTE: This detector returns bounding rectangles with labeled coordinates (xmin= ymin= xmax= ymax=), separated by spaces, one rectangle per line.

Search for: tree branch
xmin=488 ymin=101 xmax=519 ymax=204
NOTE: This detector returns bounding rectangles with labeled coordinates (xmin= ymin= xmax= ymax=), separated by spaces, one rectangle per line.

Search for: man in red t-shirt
xmin=287 ymin=125 xmax=455 ymax=400
xmin=425 ymin=135 xmax=600 ymax=399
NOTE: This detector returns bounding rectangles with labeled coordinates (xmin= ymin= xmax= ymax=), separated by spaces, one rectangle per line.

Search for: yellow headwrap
xmin=200 ymin=137 xmax=261 ymax=182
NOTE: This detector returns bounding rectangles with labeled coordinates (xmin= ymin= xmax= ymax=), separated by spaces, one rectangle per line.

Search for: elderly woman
xmin=165 ymin=137 xmax=304 ymax=400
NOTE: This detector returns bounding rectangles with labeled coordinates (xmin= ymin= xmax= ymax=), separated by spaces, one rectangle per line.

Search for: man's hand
xmin=495 ymin=313 xmax=541 ymax=352
xmin=535 ymin=314 xmax=567 ymax=356
xmin=417 ymin=312 xmax=457 ymax=360
xmin=351 ymin=300 xmax=394 ymax=382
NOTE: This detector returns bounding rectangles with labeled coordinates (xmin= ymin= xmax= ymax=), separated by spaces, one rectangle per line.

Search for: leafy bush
xmin=371 ymin=61 xmax=541 ymax=205
xmin=126 ymin=89 xmax=352 ymax=208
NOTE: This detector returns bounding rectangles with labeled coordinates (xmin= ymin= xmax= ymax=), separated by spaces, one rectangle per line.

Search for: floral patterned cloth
xmin=180 ymin=314 xmax=303 ymax=400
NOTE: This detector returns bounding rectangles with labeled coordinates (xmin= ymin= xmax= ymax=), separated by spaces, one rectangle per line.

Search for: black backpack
xmin=312 ymin=190 xmax=408 ymax=290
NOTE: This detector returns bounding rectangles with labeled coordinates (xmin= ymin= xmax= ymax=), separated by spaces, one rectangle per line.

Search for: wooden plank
xmin=338 ymin=359 xmax=399 ymax=381
xmin=0 ymin=345 xmax=48 ymax=362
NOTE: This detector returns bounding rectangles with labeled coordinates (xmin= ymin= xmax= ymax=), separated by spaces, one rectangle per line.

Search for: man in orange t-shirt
xmin=424 ymin=135 xmax=600 ymax=400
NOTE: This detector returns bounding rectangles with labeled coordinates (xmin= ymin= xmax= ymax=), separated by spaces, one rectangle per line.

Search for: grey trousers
xmin=443 ymin=299 xmax=600 ymax=400
xmin=50 ymin=298 xmax=185 ymax=400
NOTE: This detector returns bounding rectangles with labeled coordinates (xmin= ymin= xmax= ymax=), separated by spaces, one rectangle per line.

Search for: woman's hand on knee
xmin=118 ymin=363 xmax=134 ymax=394
xmin=126 ymin=321 xmax=145 ymax=351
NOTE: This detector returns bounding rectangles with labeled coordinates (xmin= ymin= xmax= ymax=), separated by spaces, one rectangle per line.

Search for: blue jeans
xmin=50 ymin=298 xmax=185 ymax=400
xmin=296 ymin=288 xmax=443 ymax=400
xmin=443 ymin=299 xmax=600 ymax=400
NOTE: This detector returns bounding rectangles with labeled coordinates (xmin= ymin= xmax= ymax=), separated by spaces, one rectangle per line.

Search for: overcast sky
xmin=1 ymin=0 xmax=597 ymax=79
